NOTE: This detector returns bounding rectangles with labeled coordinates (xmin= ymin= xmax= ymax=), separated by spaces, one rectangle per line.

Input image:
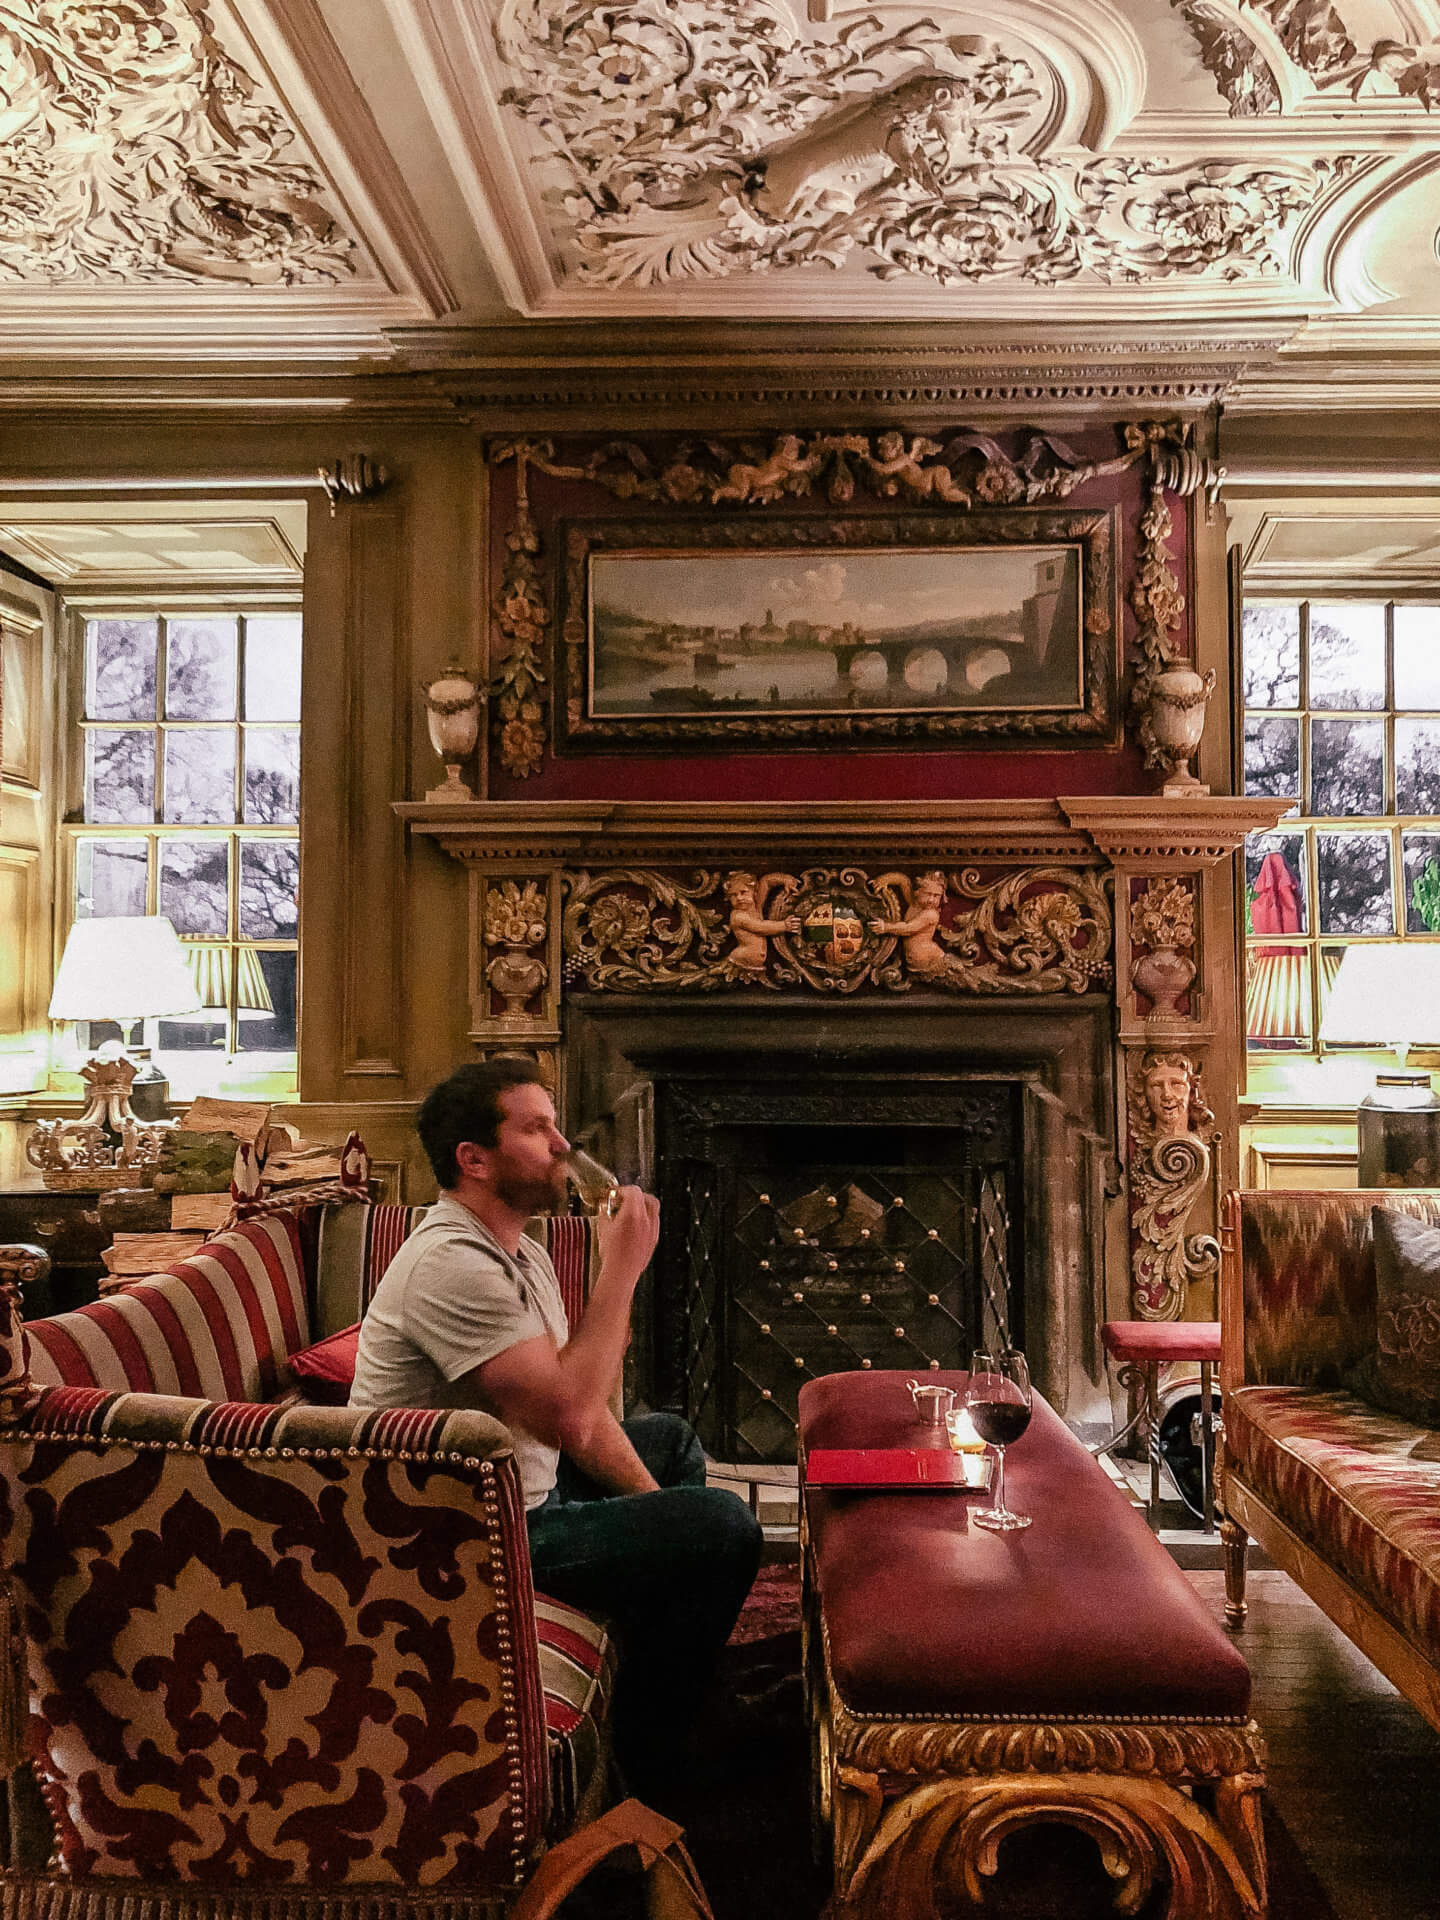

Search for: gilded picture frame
xmin=558 ymin=508 xmax=1119 ymax=753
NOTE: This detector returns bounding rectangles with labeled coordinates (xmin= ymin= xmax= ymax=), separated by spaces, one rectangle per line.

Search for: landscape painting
xmin=589 ymin=545 xmax=1082 ymax=718
xmin=556 ymin=510 xmax=1117 ymax=752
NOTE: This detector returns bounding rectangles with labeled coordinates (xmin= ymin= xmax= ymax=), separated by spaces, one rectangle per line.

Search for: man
xmin=349 ymin=1058 xmax=762 ymax=1801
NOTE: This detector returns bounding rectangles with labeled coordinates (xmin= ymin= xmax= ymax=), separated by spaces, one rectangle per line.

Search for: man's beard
xmin=493 ymin=1162 xmax=568 ymax=1215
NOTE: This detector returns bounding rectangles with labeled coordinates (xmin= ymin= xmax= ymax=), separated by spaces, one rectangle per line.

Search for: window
xmin=65 ymin=610 xmax=300 ymax=1069
xmin=1242 ymin=600 xmax=1440 ymax=1054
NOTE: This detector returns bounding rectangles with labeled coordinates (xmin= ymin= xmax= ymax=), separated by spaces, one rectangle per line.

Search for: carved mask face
xmin=1145 ymin=1064 xmax=1192 ymax=1133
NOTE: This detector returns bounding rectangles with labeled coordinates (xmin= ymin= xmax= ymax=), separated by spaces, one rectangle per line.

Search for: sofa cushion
xmin=312 ymin=1201 xmax=431 ymax=1337
xmin=1346 ymin=1207 xmax=1440 ymax=1424
xmin=535 ymin=1592 xmax=614 ymax=1830
xmin=24 ymin=1215 xmax=309 ymax=1402
xmin=290 ymin=1321 xmax=361 ymax=1404
xmin=1226 ymin=1384 xmax=1440 ymax=1658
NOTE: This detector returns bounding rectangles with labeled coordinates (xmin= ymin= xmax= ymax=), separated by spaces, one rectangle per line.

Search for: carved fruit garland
xmin=489 ymin=443 xmax=549 ymax=779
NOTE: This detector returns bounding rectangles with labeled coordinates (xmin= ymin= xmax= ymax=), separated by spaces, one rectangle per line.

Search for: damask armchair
xmin=0 ymin=1221 xmax=615 ymax=1918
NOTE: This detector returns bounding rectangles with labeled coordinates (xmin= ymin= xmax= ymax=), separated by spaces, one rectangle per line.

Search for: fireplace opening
xmin=652 ymin=1082 xmax=1024 ymax=1462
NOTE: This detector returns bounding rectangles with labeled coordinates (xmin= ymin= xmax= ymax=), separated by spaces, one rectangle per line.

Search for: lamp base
xmin=1358 ymin=1071 xmax=1440 ymax=1188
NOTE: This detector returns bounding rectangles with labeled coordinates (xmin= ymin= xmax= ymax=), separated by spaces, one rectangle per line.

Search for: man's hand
xmin=600 ymin=1186 xmax=660 ymax=1283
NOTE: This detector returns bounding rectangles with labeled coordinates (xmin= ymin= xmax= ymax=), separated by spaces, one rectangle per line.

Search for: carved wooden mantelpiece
xmin=399 ymin=793 xmax=1289 ymax=1321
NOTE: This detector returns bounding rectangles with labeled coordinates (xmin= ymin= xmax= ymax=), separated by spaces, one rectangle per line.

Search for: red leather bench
xmin=799 ymin=1370 xmax=1265 ymax=1919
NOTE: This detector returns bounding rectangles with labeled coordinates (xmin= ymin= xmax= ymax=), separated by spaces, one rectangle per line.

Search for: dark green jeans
xmin=526 ymin=1412 xmax=762 ymax=1797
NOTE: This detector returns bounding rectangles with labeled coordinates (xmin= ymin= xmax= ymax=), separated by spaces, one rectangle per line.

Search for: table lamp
xmin=47 ymin=915 xmax=202 ymax=1128
xmin=1320 ymin=944 xmax=1440 ymax=1187
xmin=168 ymin=944 xmax=275 ymax=1050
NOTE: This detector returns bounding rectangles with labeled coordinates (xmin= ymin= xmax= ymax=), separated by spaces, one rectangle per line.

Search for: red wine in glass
xmin=966 ymin=1348 xmax=1033 ymax=1531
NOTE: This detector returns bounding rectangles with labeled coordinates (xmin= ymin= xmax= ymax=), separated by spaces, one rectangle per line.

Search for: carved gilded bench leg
xmin=1221 ymin=1515 xmax=1250 ymax=1629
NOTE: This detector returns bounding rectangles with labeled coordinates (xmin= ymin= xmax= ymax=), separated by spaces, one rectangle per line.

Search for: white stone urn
xmin=422 ymin=665 xmax=482 ymax=801
xmin=1145 ymin=665 xmax=1217 ymax=795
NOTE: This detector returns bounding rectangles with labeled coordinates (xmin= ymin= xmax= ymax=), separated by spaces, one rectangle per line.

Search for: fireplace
xmin=564 ymin=994 xmax=1117 ymax=1442
xmin=655 ymin=1077 xmax=1024 ymax=1462
xmin=402 ymin=794 xmax=1277 ymax=1436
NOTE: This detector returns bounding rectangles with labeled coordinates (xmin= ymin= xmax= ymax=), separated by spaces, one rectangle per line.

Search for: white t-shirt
xmin=349 ymin=1194 xmax=570 ymax=1509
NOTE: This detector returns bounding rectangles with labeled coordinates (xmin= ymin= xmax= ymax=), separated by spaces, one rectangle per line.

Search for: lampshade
xmin=1319 ymin=943 xmax=1440 ymax=1050
xmin=171 ymin=943 xmax=276 ymax=1023
xmin=49 ymin=916 xmax=203 ymax=1024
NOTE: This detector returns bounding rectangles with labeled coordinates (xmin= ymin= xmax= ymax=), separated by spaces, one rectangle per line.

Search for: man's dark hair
xmin=416 ymin=1057 xmax=545 ymax=1189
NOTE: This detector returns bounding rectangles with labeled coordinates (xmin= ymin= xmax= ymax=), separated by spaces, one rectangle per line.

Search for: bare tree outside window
xmin=1243 ymin=599 xmax=1440 ymax=1055
xmin=70 ymin=611 xmax=300 ymax=1062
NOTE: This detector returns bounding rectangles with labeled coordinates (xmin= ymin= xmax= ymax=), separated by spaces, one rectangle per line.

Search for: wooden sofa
xmin=1220 ymin=1188 xmax=1440 ymax=1733
xmin=0 ymin=1202 xmax=614 ymax=1915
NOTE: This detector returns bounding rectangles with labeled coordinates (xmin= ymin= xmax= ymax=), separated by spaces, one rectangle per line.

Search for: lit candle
xmin=946 ymin=1407 xmax=986 ymax=1454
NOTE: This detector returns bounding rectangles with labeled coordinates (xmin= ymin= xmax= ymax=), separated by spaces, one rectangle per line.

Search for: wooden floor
xmin=1187 ymin=1566 xmax=1440 ymax=1920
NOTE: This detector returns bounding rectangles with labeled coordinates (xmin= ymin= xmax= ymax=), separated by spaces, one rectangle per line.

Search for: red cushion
xmin=798 ymin=1370 xmax=1250 ymax=1721
xmin=1101 ymin=1319 xmax=1221 ymax=1364
xmin=289 ymin=1322 xmax=360 ymax=1405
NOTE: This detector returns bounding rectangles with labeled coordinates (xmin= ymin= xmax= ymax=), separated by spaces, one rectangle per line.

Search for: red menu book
xmin=804 ymin=1447 xmax=992 ymax=1491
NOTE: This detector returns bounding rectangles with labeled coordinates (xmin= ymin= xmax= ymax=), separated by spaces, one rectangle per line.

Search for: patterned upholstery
xmin=1226 ymin=1384 xmax=1440 ymax=1659
xmin=0 ymin=1388 xmax=547 ymax=1890
xmin=23 ymin=1216 xmax=309 ymax=1403
xmin=1230 ymin=1189 xmax=1440 ymax=1387
xmin=0 ymin=1203 xmax=620 ymax=1898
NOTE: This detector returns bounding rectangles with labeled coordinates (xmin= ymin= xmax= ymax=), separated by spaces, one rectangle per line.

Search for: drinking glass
xmin=565 ymin=1147 xmax=624 ymax=1218
xmin=965 ymin=1347 xmax=1033 ymax=1532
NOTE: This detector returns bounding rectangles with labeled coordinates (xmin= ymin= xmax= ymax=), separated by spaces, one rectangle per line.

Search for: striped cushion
xmin=541 ymin=1215 xmax=598 ymax=1334
xmin=312 ymin=1202 xmax=432 ymax=1337
xmin=24 ymin=1215 xmax=309 ymax=1402
xmin=534 ymin=1591 xmax=614 ymax=1830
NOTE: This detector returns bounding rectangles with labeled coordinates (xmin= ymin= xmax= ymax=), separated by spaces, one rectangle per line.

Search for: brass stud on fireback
xmin=894 ymin=1327 xmax=905 ymax=1338
xmin=794 ymin=1356 xmax=805 ymax=1369
xmin=760 ymin=1323 xmax=771 ymax=1335
xmin=759 ymin=1193 xmax=771 ymax=1205
xmin=760 ymin=1260 xmax=771 ymax=1271
xmin=860 ymin=1292 xmax=871 ymax=1305
xmin=827 ymin=1324 xmax=838 ymax=1335
xmin=826 ymin=1194 xmax=838 ymax=1207
xmin=793 ymin=1292 xmax=805 ymax=1303
xmin=928 ymin=1294 xmax=940 ymax=1306
xmin=861 ymin=1358 xmax=872 ymax=1369
xmin=894 ymin=1259 xmax=906 ymax=1272
xmin=827 ymin=1259 xmax=838 ymax=1272
xmin=928 ymin=1229 xmax=940 ymax=1240
xmin=762 ymin=1388 xmax=772 ymax=1399
xmin=793 ymin=1227 xmax=805 ymax=1240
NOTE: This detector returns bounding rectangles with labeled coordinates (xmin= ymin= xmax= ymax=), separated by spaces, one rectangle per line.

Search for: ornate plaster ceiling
xmin=1 ymin=0 xmax=1439 ymax=397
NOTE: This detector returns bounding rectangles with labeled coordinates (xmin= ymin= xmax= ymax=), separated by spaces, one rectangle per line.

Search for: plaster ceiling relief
xmin=464 ymin=0 xmax=1440 ymax=320
xmin=0 ymin=0 xmax=371 ymax=288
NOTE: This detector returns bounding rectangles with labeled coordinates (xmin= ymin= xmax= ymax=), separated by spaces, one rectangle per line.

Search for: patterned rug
xmin=650 ymin=1556 xmax=1342 ymax=1920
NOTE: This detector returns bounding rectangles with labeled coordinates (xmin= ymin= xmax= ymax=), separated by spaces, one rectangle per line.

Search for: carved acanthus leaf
xmin=490 ymin=445 xmax=549 ymax=779
xmin=0 ymin=1 xmax=359 ymax=286
xmin=496 ymin=1 xmax=1354 ymax=287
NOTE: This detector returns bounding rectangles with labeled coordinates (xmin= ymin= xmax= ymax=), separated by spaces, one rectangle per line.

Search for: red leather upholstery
xmin=1101 ymin=1319 xmax=1221 ymax=1363
xmin=799 ymin=1369 xmax=1250 ymax=1720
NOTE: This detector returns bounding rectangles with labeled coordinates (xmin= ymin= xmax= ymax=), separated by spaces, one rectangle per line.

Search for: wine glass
xmin=565 ymin=1147 xmax=624 ymax=1218
xmin=965 ymin=1347 xmax=1033 ymax=1532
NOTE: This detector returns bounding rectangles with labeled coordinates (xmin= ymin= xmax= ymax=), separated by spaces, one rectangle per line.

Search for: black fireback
xmin=652 ymin=1077 xmax=1024 ymax=1462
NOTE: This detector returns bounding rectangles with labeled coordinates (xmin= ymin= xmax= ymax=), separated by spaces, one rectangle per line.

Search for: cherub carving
xmin=869 ymin=870 xmax=953 ymax=976
xmin=724 ymin=872 xmax=801 ymax=972
xmin=712 ymin=435 xmax=817 ymax=505
xmin=865 ymin=432 xmax=971 ymax=505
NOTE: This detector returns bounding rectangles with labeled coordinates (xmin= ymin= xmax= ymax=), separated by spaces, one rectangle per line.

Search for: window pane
xmin=1317 ymin=829 xmax=1392 ymax=933
xmin=1244 ymin=716 xmax=1300 ymax=804
xmin=1246 ymin=944 xmax=1310 ymax=1049
xmin=236 ymin=949 xmax=297 ymax=1051
xmin=1317 ymin=944 xmax=1346 ymax=1031
xmin=239 ymin=838 xmax=299 ymax=938
xmin=156 ymin=1012 xmax=227 ymax=1052
xmin=159 ymin=839 xmax=230 ymax=936
xmin=1403 ymin=833 xmax=1440 ymax=933
xmin=243 ymin=728 xmax=299 ymax=824
xmin=1242 ymin=606 xmax=1300 ymax=708
xmin=1394 ymin=607 xmax=1440 ymax=708
xmin=1310 ymin=718 xmax=1384 ymax=816
xmin=86 ymin=618 xmax=157 ymax=720
xmin=162 ymin=730 xmax=236 ymax=824
xmin=1397 ymin=719 xmax=1440 ymax=815
xmin=245 ymin=616 xmax=302 ymax=721
xmin=1309 ymin=604 xmax=1385 ymax=710
xmin=74 ymin=839 xmax=148 ymax=919
xmin=1245 ymin=833 xmax=1307 ymax=935
xmin=86 ymin=729 xmax=154 ymax=822
xmin=166 ymin=617 xmax=237 ymax=720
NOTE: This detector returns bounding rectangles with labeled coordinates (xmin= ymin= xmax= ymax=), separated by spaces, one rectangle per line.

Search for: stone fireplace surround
xmin=400 ymin=795 xmax=1289 ymax=1430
